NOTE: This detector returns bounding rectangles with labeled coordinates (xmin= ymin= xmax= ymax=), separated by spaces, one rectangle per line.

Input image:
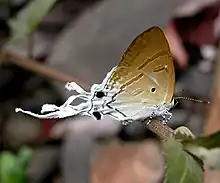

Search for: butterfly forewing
xmin=108 ymin=26 xmax=175 ymax=105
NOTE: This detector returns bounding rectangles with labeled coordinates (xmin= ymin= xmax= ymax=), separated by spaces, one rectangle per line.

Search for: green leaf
xmin=184 ymin=150 xmax=204 ymax=171
xmin=0 ymin=152 xmax=27 ymax=183
xmin=182 ymin=131 xmax=220 ymax=149
xmin=8 ymin=0 xmax=57 ymax=43
xmin=17 ymin=146 xmax=32 ymax=168
xmin=164 ymin=138 xmax=203 ymax=183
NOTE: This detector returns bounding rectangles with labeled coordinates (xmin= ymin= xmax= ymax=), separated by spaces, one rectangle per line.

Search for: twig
xmin=1 ymin=51 xmax=174 ymax=140
xmin=145 ymin=120 xmax=174 ymax=141
xmin=1 ymin=51 xmax=89 ymax=89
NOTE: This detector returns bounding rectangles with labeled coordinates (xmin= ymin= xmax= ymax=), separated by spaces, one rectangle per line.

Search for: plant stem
xmin=145 ymin=119 xmax=174 ymax=141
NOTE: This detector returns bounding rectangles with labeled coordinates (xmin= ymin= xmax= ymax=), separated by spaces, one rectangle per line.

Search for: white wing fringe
xmin=15 ymin=82 xmax=91 ymax=119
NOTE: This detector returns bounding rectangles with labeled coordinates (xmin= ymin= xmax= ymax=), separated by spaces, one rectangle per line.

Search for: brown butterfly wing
xmin=108 ymin=26 xmax=175 ymax=105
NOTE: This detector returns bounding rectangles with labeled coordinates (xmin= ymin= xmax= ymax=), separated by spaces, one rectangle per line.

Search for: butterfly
xmin=15 ymin=26 xmax=176 ymax=125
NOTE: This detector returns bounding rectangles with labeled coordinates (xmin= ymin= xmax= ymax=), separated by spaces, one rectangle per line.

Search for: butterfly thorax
xmin=148 ymin=99 xmax=174 ymax=124
xmin=152 ymin=99 xmax=174 ymax=116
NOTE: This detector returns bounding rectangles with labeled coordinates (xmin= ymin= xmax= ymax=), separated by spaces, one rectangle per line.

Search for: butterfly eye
xmin=96 ymin=91 xmax=105 ymax=98
xmin=151 ymin=87 xmax=156 ymax=93
xmin=92 ymin=111 xmax=102 ymax=120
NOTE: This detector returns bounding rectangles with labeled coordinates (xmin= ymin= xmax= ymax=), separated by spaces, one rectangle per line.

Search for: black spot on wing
xmin=92 ymin=111 xmax=102 ymax=120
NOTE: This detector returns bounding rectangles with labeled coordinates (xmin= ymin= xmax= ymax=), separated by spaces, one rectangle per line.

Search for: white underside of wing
xmin=107 ymin=101 xmax=156 ymax=121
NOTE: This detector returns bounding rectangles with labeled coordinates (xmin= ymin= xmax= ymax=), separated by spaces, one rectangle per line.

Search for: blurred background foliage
xmin=0 ymin=146 xmax=32 ymax=183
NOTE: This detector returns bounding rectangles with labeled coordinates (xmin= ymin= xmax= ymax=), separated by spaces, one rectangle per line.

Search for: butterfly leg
xmin=146 ymin=110 xmax=157 ymax=124
xmin=161 ymin=111 xmax=172 ymax=125
xmin=146 ymin=116 xmax=154 ymax=125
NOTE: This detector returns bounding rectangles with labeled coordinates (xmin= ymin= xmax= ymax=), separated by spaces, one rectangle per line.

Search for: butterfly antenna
xmin=174 ymin=96 xmax=210 ymax=104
